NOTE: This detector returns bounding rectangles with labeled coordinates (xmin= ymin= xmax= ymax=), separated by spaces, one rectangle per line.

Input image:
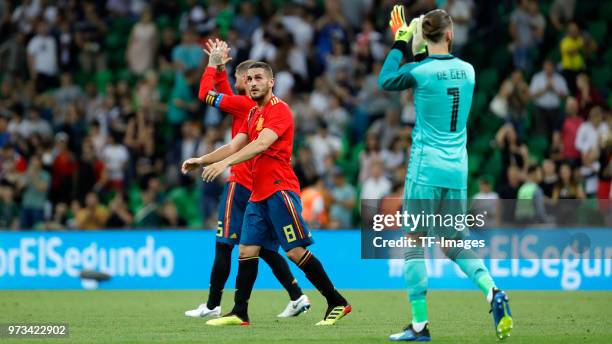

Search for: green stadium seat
xmin=168 ymin=187 xmax=201 ymax=229
xmin=603 ymin=48 xmax=612 ymax=66
xmin=479 ymin=112 xmax=505 ymax=136
xmin=587 ymin=21 xmax=607 ymax=45
xmin=469 ymin=135 xmax=492 ymax=155
xmin=601 ymin=2 xmax=612 ymax=21
xmin=482 ymin=150 xmax=502 ymax=185
xmin=95 ymin=70 xmax=113 ymax=92
xmin=468 ymin=153 xmax=482 ymax=176
xmin=476 ymin=68 xmax=499 ymax=97
xmin=591 ymin=66 xmax=611 ymax=91
xmin=470 ymin=91 xmax=488 ymax=119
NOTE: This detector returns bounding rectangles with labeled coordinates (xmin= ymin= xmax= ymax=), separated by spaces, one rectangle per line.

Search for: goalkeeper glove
xmin=389 ymin=5 xmax=418 ymax=42
xmin=412 ymin=15 xmax=427 ymax=55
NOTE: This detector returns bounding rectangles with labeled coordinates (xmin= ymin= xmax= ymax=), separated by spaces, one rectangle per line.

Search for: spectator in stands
xmin=51 ymin=132 xmax=77 ymax=204
xmin=529 ymin=59 xmax=568 ymax=138
xmin=0 ymin=115 xmax=9 ymax=147
xmin=444 ymin=0 xmax=472 ymax=56
xmin=74 ymin=1 xmax=107 ymax=74
xmin=171 ymin=28 xmax=204 ymax=72
xmin=575 ymin=106 xmax=608 ymax=158
xmin=301 ymin=177 xmax=328 ymax=229
xmin=576 ymin=106 xmax=608 ymax=197
xmin=294 ymin=145 xmax=318 ymax=189
xmin=381 ymin=135 xmax=408 ymax=171
xmin=53 ymin=73 xmax=83 ymax=126
xmin=515 ymin=165 xmax=550 ymax=224
xmin=314 ymin=0 xmax=349 ymax=66
xmin=560 ymin=22 xmax=595 ymax=92
xmin=308 ymin=121 xmax=342 ymax=175
xmin=369 ymin=106 xmax=402 ymax=150
xmin=20 ymin=107 xmax=52 ymax=140
xmin=540 ymin=159 xmax=559 ymax=198
xmin=56 ymin=19 xmax=78 ymax=73
xmin=46 ymin=202 xmax=69 ymax=230
xmin=490 ymin=79 xmax=513 ymax=120
xmin=134 ymin=187 xmax=161 ymax=228
xmin=158 ymin=27 xmax=178 ymax=70
xmin=104 ymin=192 xmax=133 ymax=228
xmin=328 ymin=170 xmax=356 ymax=229
xmin=18 ymin=155 xmax=50 ymax=229
xmin=234 ymin=2 xmax=261 ymax=43
xmin=509 ymin=0 xmax=545 ymax=72
xmin=496 ymin=124 xmax=529 ymax=182
xmin=549 ymin=0 xmax=576 ymax=32
xmin=361 ymin=159 xmax=391 ymax=201
xmin=597 ymin=131 xmax=612 ymax=204
xmin=378 ymin=182 xmax=403 ymax=218
xmin=326 ymin=94 xmax=349 ymax=137
xmin=552 ymin=163 xmax=585 ymax=225
xmin=27 ymin=21 xmax=59 ymax=92
xmin=472 ymin=176 xmax=500 ymax=228
xmin=126 ymin=7 xmax=158 ymax=76
xmin=74 ymin=191 xmax=109 ymax=229
xmin=552 ymin=163 xmax=585 ymax=201
xmin=507 ymin=70 xmax=531 ymax=136
xmin=167 ymin=68 xmax=200 ymax=135
xmin=359 ymin=131 xmax=383 ymax=182
xmin=559 ymin=97 xmax=582 ymax=165
xmin=159 ymin=200 xmax=187 ymax=228
xmin=575 ymin=73 xmax=605 ymax=119
xmin=497 ymin=166 xmax=523 ymax=225
xmin=102 ymin=131 xmax=129 ymax=191
xmin=75 ymin=140 xmax=106 ymax=203
xmin=0 ymin=182 xmax=19 ymax=230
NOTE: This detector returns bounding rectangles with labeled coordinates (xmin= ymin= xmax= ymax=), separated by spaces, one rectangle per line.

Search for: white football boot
xmin=184 ymin=303 xmax=221 ymax=318
xmin=277 ymin=294 xmax=311 ymax=318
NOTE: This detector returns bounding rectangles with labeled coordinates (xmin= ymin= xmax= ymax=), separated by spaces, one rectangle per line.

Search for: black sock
xmin=231 ymin=256 xmax=259 ymax=321
xmin=206 ymin=243 xmax=233 ymax=309
xmin=260 ymin=248 xmax=303 ymax=301
xmin=296 ymin=250 xmax=347 ymax=307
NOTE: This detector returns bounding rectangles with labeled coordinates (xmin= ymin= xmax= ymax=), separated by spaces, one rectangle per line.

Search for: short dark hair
xmin=248 ymin=61 xmax=274 ymax=78
xmin=527 ymin=165 xmax=540 ymax=175
xmin=422 ymin=9 xmax=453 ymax=43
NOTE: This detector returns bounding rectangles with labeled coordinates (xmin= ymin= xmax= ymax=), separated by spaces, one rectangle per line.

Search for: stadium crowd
xmin=0 ymin=0 xmax=610 ymax=230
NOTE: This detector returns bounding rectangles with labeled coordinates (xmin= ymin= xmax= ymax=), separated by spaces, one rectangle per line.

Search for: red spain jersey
xmin=199 ymin=66 xmax=255 ymax=190
xmin=239 ymin=95 xmax=301 ymax=202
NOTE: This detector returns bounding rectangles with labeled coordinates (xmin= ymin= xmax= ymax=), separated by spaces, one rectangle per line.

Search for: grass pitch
xmin=2 ymin=290 xmax=611 ymax=343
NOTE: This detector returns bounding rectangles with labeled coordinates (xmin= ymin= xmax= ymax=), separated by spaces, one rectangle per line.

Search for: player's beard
xmin=250 ymin=85 xmax=270 ymax=101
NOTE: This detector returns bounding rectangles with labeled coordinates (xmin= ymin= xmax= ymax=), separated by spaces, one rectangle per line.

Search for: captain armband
xmin=204 ymin=91 xmax=224 ymax=108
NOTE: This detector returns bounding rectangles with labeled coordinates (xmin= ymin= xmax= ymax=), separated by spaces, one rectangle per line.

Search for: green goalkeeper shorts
xmin=402 ymin=179 xmax=468 ymax=238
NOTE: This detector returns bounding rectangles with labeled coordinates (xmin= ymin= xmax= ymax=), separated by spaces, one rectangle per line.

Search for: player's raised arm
xmin=378 ymin=5 xmax=423 ymax=91
xmin=181 ymin=132 xmax=248 ymax=174
xmin=201 ymin=128 xmax=278 ymax=182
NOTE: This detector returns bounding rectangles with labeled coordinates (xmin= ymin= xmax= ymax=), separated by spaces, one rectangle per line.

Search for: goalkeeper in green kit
xmin=378 ymin=5 xmax=513 ymax=341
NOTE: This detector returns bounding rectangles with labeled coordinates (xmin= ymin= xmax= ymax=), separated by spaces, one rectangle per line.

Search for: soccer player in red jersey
xmin=196 ymin=61 xmax=351 ymax=326
xmin=182 ymin=40 xmax=309 ymax=319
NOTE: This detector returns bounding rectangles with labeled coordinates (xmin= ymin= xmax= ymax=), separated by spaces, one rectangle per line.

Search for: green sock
xmin=452 ymin=250 xmax=495 ymax=296
xmin=404 ymin=256 xmax=428 ymax=323
xmin=411 ymin=299 xmax=428 ymax=323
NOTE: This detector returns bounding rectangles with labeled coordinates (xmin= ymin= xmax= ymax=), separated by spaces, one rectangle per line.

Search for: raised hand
xmin=204 ymin=38 xmax=232 ymax=68
xmin=389 ymin=5 xmax=417 ymax=42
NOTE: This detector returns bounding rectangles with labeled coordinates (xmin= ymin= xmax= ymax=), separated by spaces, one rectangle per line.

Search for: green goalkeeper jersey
xmin=378 ymin=49 xmax=475 ymax=190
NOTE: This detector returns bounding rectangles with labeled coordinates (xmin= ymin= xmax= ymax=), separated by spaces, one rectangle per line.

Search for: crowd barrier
xmin=0 ymin=230 xmax=610 ymax=290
